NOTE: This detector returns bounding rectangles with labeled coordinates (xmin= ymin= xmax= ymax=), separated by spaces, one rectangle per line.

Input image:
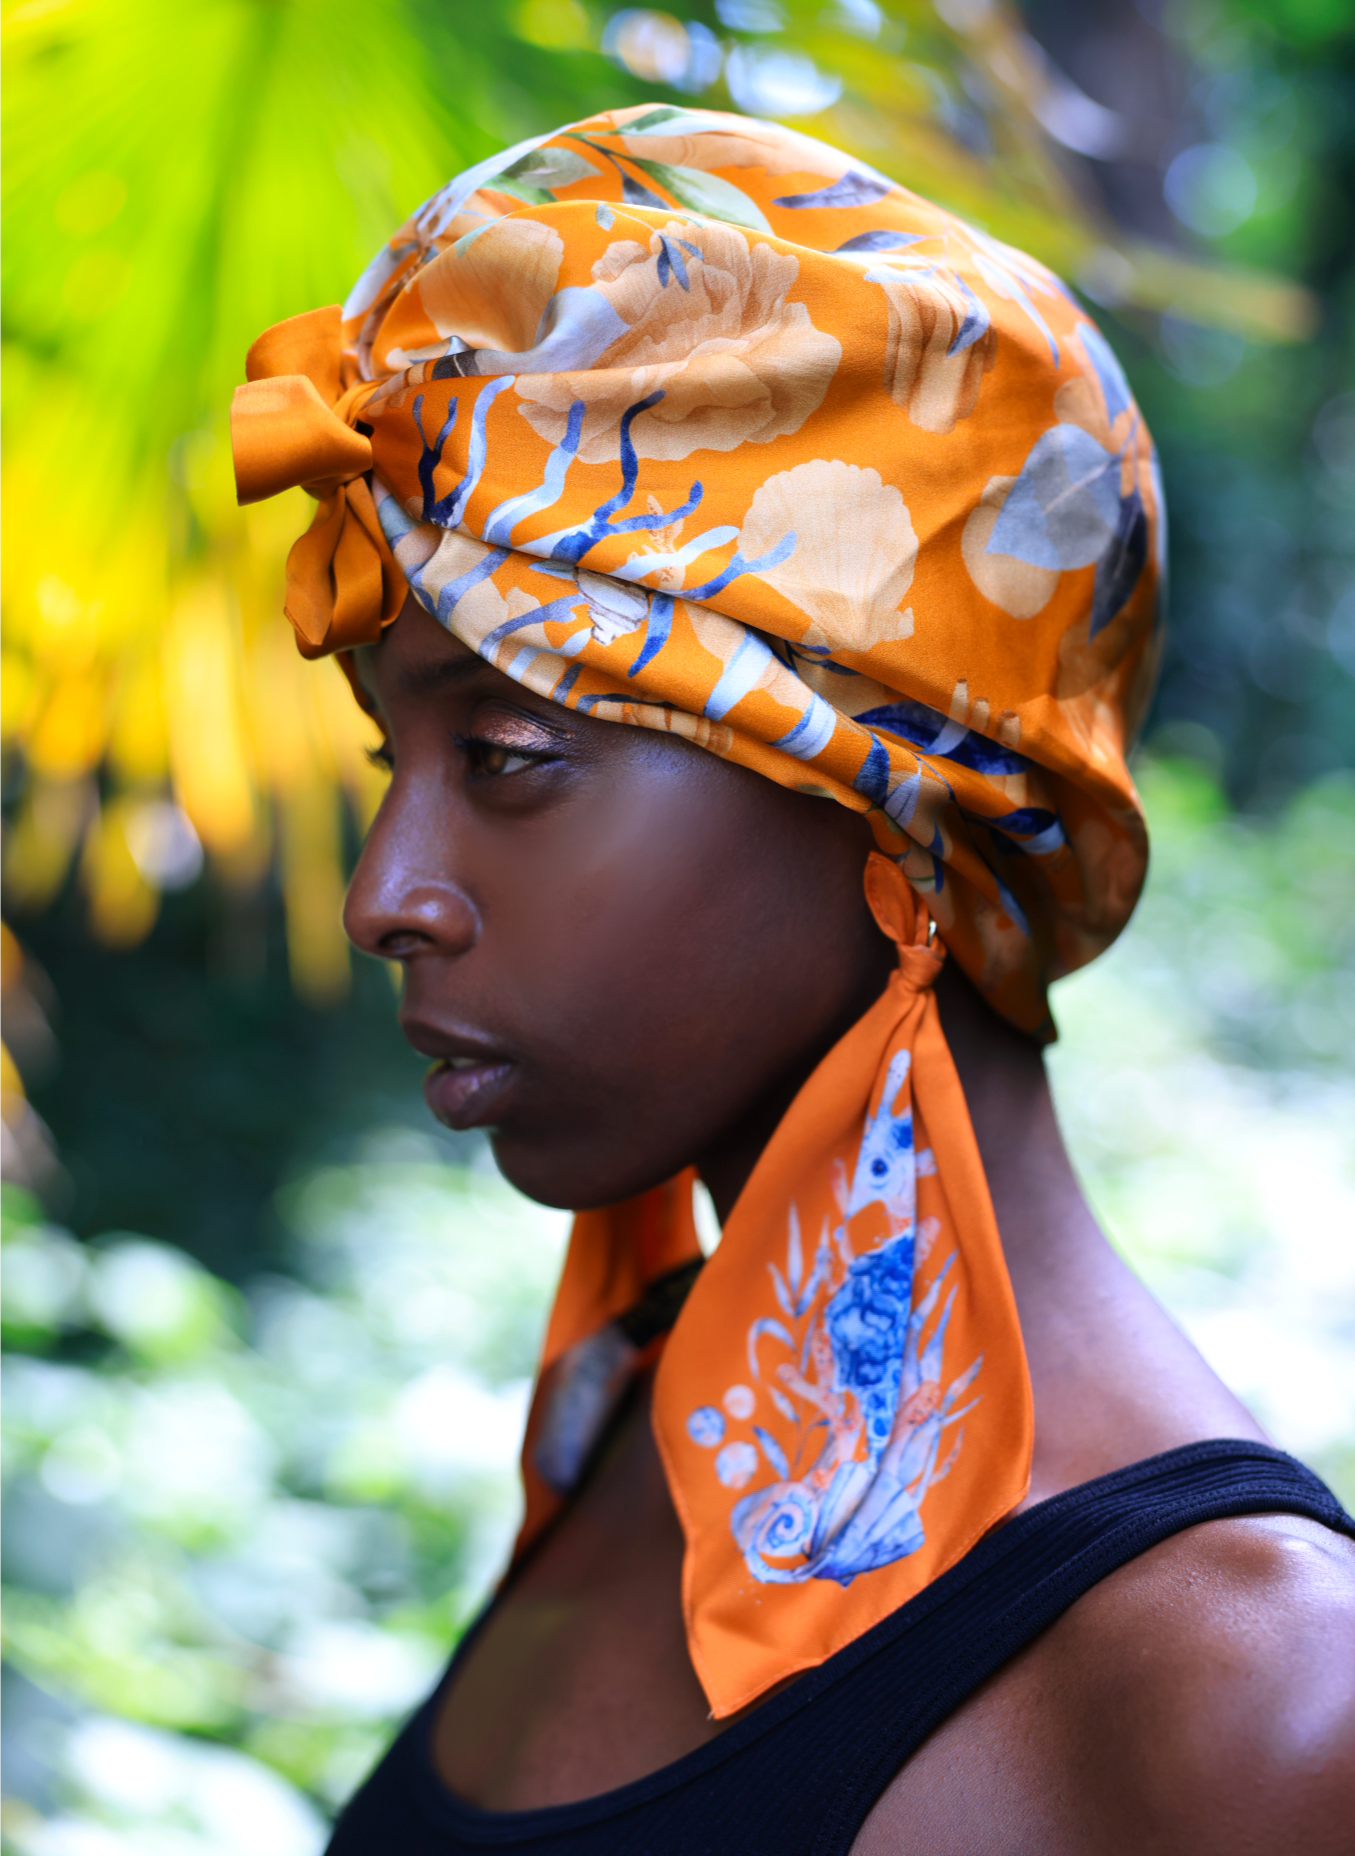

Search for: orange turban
xmin=233 ymin=105 xmax=1162 ymax=1715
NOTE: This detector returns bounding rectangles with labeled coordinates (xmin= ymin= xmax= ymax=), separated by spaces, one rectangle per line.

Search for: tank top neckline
xmin=399 ymin=1438 xmax=1328 ymax=1840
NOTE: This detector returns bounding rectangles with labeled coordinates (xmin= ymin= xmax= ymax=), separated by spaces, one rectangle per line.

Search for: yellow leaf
xmin=80 ymin=796 xmax=159 ymax=949
xmin=279 ymin=780 xmax=350 ymax=1007
xmin=162 ymin=584 xmax=256 ymax=855
xmin=28 ymin=674 xmax=106 ymax=779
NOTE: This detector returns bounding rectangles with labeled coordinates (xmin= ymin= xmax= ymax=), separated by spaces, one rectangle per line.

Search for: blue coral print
xmin=688 ymin=1051 xmax=982 ymax=1586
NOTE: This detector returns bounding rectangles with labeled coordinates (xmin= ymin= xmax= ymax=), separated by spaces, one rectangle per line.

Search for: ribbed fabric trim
xmin=327 ymin=1441 xmax=1352 ymax=1854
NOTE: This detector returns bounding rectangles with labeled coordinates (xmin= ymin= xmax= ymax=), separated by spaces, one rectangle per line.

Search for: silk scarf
xmin=231 ymin=105 xmax=1162 ymax=1716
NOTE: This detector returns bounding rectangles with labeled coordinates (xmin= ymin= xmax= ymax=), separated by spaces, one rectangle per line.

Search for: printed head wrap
xmin=232 ymin=105 xmax=1163 ymax=1715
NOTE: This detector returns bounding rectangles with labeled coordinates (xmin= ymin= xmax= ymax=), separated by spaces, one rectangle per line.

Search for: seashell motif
xmin=577 ymin=569 xmax=650 ymax=646
xmin=737 ymin=459 xmax=917 ymax=653
xmin=871 ymin=263 xmax=996 ymax=434
xmin=732 ymin=1481 xmax=817 ymax=1575
xmin=516 ymin=222 xmax=840 ymax=464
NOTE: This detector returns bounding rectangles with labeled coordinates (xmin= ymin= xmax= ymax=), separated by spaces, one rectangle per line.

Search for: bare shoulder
xmin=854 ymin=1513 xmax=1355 ymax=1856
xmin=1052 ymin=1513 xmax=1355 ymax=1850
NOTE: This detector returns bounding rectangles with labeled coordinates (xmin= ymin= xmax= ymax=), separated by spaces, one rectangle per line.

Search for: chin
xmin=487 ymin=1128 xmax=675 ymax=1215
xmin=487 ymin=1131 xmax=601 ymax=1213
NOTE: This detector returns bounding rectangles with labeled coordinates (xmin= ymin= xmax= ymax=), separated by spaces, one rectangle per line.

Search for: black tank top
xmin=327 ymin=1440 xmax=1352 ymax=1855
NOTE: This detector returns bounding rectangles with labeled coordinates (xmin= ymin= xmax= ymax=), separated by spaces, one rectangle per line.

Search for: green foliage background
xmin=2 ymin=0 xmax=1353 ymax=1848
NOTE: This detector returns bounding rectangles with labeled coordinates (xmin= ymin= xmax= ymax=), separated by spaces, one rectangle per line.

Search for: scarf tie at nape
xmin=230 ymin=105 xmax=1163 ymax=1716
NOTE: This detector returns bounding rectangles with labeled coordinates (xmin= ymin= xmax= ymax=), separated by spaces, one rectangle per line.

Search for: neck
xmin=695 ymin=933 xmax=896 ymax=1223
xmin=933 ymin=959 xmax=1263 ymax=1497
xmin=932 ymin=960 xmax=1101 ymax=1275
xmin=702 ymin=954 xmax=1262 ymax=1503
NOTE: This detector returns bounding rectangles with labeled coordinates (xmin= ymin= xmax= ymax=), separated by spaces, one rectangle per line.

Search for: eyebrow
xmin=393 ymin=651 xmax=488 ymax=697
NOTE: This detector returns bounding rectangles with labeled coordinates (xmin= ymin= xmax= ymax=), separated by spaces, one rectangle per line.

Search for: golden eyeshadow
xmin=474 ymin=713 xmax=560 ymax=753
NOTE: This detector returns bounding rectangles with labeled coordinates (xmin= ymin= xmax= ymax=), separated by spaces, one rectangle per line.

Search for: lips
xmin=403 ymin=1021 xmax=516 ymax=1132
xmin=424 ymin=1055 xmax=514 ymax=1130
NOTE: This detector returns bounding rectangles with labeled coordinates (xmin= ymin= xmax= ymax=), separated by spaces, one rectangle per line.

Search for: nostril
xmin=377 ymin=927 xmax=436 ymax=960
xmin=345 ymin=879 xmax=481 ymax=961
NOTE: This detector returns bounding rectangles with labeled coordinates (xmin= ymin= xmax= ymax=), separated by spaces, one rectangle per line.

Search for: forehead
xmin=352 ymin=598 xmax=615 ymax=749
xmin=355 ymin=602 xmax=486 ymax=707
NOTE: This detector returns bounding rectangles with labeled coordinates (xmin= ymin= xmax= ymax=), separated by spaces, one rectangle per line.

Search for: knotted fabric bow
xmin=231 ymin=105 xmax=1164 ymax=1714
xmin=232 ymin=307 xmax=405 ymax=655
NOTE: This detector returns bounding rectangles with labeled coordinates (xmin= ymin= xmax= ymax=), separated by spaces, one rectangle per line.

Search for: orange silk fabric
xmin=231 ymin=105 xmax=1162 ymax=1714
xmin=233 ymin=307 xmax=406 ymax=655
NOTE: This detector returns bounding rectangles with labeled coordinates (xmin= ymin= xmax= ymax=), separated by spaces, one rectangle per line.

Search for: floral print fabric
xmin=231 ymin=104 xmax=1161 ymax=1715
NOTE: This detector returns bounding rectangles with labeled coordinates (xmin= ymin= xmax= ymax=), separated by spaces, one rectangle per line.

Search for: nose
xmin=343 ymin=785 xmax=480 ymax=963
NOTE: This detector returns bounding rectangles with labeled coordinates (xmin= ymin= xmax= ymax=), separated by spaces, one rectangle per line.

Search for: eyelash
xmin=453 ymin=733 xmax=540 ymax=778
xmin=364 ymin=735 xmax=543 ymax=777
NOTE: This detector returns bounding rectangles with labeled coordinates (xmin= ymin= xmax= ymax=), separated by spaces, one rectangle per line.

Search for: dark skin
xmin=346 ymin=600 xmax=1355 ymax=1852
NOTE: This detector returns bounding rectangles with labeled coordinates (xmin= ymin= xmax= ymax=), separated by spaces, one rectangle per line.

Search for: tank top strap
xmin=327 ymin=1440 xmax=1353 ymax=1856
xmin=807 ymin=1439 xmax=1354 ymax=1854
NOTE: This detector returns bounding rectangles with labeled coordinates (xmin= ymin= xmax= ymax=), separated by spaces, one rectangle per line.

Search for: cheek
xmin=499 ymin=771 xmax=757 ymax=1047
xmin=487 ymin=825 xmax=716 ymax=1077
xmin=487 ymin=855 xmax=742 ymax=1209
xmin=489 ymin=752 xmax=859 ymax=1115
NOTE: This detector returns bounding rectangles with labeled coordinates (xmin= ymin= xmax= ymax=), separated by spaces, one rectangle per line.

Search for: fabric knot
xmin=864 ymin=851 xmax=944 ymax=992
xmin=896 ymin=940 xmax=945 ymax=992
xmin=230 ymin=306 xmax=403 ymax=656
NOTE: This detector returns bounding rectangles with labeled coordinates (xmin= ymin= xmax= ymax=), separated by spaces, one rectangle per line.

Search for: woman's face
xmin=345 ymin=600 xmax=894 ymax=1215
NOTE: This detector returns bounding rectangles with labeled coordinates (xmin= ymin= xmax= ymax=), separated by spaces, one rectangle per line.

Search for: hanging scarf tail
xmin=516 ymin=855 xmax=1031 ymax=1716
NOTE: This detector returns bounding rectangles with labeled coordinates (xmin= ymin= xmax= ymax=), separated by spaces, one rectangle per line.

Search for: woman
xmin=232 ymin=108 xmax=1355 ymax=1852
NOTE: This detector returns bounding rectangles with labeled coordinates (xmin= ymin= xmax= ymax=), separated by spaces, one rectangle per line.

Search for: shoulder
xmin=855 ymin=1512 xmax=1355 ymax=1856
xmin=1047 ymin=1512 xmax=1355 ymax=1853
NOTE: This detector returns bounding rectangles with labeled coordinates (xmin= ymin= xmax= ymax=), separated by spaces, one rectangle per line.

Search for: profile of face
xmin=344 ymin=600 xmax=896 ymax=1216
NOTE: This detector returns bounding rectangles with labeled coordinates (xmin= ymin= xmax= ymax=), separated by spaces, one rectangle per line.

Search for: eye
xmin=365 ymin=740 xmax=394 ymax=771
xmin=457 ymin=734 xmax=543 ymax=779
xmin=474 ymin=741 xmax=534 ymax=777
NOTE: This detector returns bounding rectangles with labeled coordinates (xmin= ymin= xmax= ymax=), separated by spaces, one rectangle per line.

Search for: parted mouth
xmin=402 ymin=1019 xmax=518 ymax=1132
xmin=400 ymin=1018 xmax=514 ymax=1069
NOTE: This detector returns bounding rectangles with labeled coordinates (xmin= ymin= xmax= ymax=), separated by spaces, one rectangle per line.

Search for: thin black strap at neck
xmin=811 ymin=1438 xmax=1355 ymax=1853
xmin=326 ymin=1440 xmax=1352 ymax=1856
xmin=616 ymin=1257 xmax=704 ymax=1348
